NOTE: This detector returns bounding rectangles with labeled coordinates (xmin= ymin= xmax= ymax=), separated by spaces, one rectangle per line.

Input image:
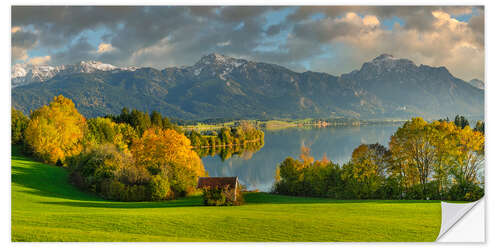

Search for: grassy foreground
xmin=11 ymin=148 xmax=441 ymax=242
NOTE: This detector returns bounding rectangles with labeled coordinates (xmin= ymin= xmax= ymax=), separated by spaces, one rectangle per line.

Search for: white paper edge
xmin=436 ymin=198 xmax=485 ymax=242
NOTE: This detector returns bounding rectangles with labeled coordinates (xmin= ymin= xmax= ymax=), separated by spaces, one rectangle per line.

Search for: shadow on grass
xmin=12 ymin=147 xmax=440 ymax=210
xmin=12 ymin=154 xmax=103 ymax=202
xmin=39 ymin=196 xmax=205 ymax=209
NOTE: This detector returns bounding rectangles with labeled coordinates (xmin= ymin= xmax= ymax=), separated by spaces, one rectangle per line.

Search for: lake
xmin=202 ymin=124 xmax=401 ymax=192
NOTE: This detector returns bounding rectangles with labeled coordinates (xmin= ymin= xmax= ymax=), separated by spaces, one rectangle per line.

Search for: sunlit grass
xmin=11 ymin=146 xmax=441 ymax=242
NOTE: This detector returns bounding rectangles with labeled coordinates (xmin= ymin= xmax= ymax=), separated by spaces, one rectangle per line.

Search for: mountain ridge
xmin=11 ymin=53 xmax=484 ymax=120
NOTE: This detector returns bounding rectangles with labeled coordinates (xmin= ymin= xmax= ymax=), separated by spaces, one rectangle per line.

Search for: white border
xmin=2 ymin=0 xmax=498 ymax=249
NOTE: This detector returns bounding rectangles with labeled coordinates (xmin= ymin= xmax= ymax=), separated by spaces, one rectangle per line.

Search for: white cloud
xmin=97 ymin=43 xmax=116 ymax=53
xmin=217 ymin=40 xmax=231 ymax=47
xmin=12 ymin=47 xmax=29 ymax=61
xmin=297 ymin=11 xmax=484 ymax=81
xmin=11 ymin=26 xmax=21 ymax=33
xmin=27 ymin=55 xmax=51 ymax=65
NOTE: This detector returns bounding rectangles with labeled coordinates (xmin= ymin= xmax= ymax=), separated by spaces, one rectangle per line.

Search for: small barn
xmin=197 ymin=177 xmax=240 ymax=202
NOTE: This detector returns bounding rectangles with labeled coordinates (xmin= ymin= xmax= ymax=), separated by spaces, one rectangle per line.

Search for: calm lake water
xmin=202 ymin=124 xmax=401 ymax=192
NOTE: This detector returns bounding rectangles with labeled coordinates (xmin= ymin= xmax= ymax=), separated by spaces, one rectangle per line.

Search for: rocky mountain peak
xmin=357 ymin=54 xmax=418 ymax=76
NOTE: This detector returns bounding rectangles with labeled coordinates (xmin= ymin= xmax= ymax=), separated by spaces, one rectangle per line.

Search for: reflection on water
xmin=202 ymin=124 xmax=401 ymax=192
xmin=194 ymin=140 xmax=264 ymax=161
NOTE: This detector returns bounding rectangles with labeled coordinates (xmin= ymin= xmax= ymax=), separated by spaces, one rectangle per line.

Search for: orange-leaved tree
xmin=131 ymin=128 xmax=206 ymax=197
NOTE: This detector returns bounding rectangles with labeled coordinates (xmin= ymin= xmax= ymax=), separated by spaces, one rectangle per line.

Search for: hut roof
xmin=197 ymin=177 xmax=238 ymax=189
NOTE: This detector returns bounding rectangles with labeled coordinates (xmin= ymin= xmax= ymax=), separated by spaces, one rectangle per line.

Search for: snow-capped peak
xmin=11 ymin=60 xmax=137 ymax=88
xmin=11 ymin=64 xmax=28 ymax=78
xmin=75 ymin=60 xmax=118 ymax=72
xmin=363 ymin=53 xmax=417 ymax=74
xmin=191 ymin=53 xmax=248 ymax=79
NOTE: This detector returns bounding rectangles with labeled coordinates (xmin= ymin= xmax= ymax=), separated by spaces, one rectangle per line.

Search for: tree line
xmin=186 ymin=123 xmax=265 ymax=160
xmin=12 ymin=95 xmax=205 ymax=201
xmin=273 ymin=117 xmax=485 ymax=201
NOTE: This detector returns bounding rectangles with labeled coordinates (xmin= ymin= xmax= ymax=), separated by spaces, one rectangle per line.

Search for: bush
xmin=70 ymin=144 xmax=133 ymax=193
xmin=447 ymin=182 xmax=484 ymax=201
xmin=148 ymin=175 xmax=172 ymax=201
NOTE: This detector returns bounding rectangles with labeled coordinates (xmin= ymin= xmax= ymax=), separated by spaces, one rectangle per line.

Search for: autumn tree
xmin=131 ymin=128 xmax=206 ymax=196
xmin=341 ymin=144 xmax=389 ymax=198
xmin=474 ymin=120 xmax=485 ymax=134
xmin=24 ymin=95 xmax=86 ymax=165
xmin=451 ymin=126 xmax=484 ymax=185
xmin=389 ymin=118 xmax=438 ymax=195
xmin=428 ymin=120 xmax=459 ymax=196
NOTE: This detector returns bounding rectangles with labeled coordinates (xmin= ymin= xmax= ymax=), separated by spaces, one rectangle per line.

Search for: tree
xmin=428 ymin=120 xmax=459 ymax=197
xmin=341 ymin=144 xmax=389 ymax=198
xmin=454 ymin=115 xmax=470 ymax=129
xmin=130 ymin=109 xmax=151 ymax=135
xmin=130 ymin=128 xmax=206 ymax=196
xmin=150 ymin=111 xmax=163 ymax=128
xmin=24 ymin=95 xmax=86 ymax=165
xmin=84 ymin=117 xmax=136 ymax=153
xmin=11 ymin=108 xmax=29 ymax=145
xmin=474 ymin=120 xmax=484 ymax=134
xmin=389 ymin=118 xmax=438 ymax=196
xmin=451 ymin=126 xmax=484 ymax=185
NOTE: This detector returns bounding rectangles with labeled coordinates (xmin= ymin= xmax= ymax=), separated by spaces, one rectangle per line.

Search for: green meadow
xmin=11 ymin=147 xmax=441 ymax=242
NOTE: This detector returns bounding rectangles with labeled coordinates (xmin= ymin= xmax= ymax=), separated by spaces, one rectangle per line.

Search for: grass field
xmin=11 ymin=147 xmax=442 ymax=242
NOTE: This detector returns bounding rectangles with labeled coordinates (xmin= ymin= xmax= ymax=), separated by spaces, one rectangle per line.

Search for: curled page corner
xmin=436 ymin=198 xmax=482 ymax=240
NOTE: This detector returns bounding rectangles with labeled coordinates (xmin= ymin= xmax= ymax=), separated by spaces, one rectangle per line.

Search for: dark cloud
xmin=11 ymin=30 xmax=37 ymax=49
xmin=50 ymin=37 xmax=96 ymax=65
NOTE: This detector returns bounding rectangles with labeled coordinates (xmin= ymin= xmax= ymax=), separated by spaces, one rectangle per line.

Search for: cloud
xmin=12 ymin=47 xmax=28 ymax=61
xmin=287 ymin=10 xmax=483 ymax=81
xmin=11 ymin=27 xmax=38 ymax=61
xmin=11 ymin=6 xmax=484 ymax=81
xmin=97 ymin=43 xmax=116 ymax=53
xmin=11 ymin=26 xmax=21 ymax=33
xmin=27 ymin=55 xmax=51 ymax=65
xmin=217 ymin=40 xmax=231 ymax=47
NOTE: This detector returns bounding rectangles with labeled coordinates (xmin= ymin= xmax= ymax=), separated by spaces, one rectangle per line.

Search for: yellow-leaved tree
xmin=24 ymin=95 xmax=86 ymax=165
xmin=131 ymin=128 xmax=206 ymax=196
xmin=451 ymin=126 xmax=485 ymax=185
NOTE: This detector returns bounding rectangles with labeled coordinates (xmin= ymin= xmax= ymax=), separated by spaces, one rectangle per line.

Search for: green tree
xmin=11 ymin=108 xmax=29 ymax=145
xmin=454 ymin=115 xmax=470 ymax=129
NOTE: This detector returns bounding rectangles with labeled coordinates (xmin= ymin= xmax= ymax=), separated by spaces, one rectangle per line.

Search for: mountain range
xmin=11 ymin=53 xmax=484 ymax=120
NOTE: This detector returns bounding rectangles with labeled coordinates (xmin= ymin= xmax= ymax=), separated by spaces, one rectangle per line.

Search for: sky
xmin=11 ymin=6 xmax=484 ymax=81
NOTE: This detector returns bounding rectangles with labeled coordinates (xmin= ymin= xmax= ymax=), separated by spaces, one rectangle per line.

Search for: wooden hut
xmin=197 ymin=177 xmax=239 ymax=201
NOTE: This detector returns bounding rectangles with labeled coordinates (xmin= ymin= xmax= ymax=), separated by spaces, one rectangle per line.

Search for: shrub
xmin=148 ymin=175 xmax=172 ymax=201
xmin=447 ymin=182 xmax=484 ymax=201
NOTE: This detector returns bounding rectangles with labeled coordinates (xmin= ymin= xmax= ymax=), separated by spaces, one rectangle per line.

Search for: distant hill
xmin=11 ymin=53 xmax=484 ymax=120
